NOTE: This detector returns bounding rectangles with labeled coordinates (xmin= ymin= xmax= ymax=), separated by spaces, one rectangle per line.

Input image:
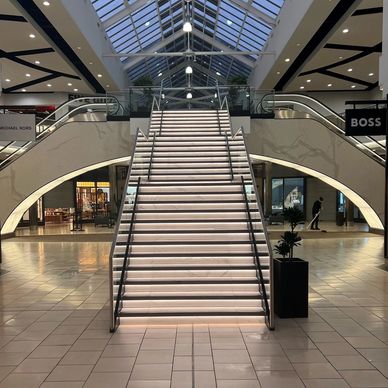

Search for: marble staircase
xmin=112 ymin=110 xmax=271 ymax=325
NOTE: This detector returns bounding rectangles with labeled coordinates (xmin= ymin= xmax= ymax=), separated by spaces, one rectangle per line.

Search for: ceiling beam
xmin=3 ymin=74 xmax=61 ymax=93
xmin=192 ymin=30 xmax=255 ymax=68
xmin=103 ymin=0 xmax=150 ymax=30
xmin=123 ymin=30 xmax=186 ymax=70
xmin=300 ymin=43 xmax=382 ymax=76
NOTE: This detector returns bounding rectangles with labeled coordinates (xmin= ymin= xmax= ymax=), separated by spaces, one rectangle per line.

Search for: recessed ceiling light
xmin=158 ymin=72 xmax=163 ymax=77
xmin=67 ymin=83 xmax=72 ymax=86
xmin=342 ymin=28 xmax=349 ymax=33
xmin=380 ymin=86 xmax=384 ymax=91
xmin=339 ymin=56 xmax=343 ymax=59
xmin=35 ymin=60 xmax=40 ymax=64
xmin=347 ymin=68 xmax=353 ymax=72
xmin=21 ymin=89 xmax=27 ymax=92
xmin=226 ymin=20 xmax=232 ymax=26
xmin=89 ymin=62 xmax=93 ymax=65
xmin=285 ymin=58 xmax=290 ymax=62
xmin=5 ymin=78 xmax=11 ymax=82
xmin=77 ymin=46 xmax=82 ymax=50
xmin=351 ymin=85 xmax=356 ymax=88
xmin=369 ymin=72 xmax=374 ymax=76
xmin=306 ymin=79 xmax=311 ymax=83
xmin=186 ymin=92 xmax=193 ymax=99
xmin=296 ymin=43 xmax=301 ymax=46
xmin=276 ymin=71 xmax=280 ymax=75
xmin=47 ymin=83 xmax=52 ymax=87
xmin=300 ymin=86 xmax=305 ymax=89
xmin=26 ymin=73 xmax=31 ymax=77
xmin=327 ymin=83 xmax=332 ymax=87
xmin=73 ymin=88 xmax=79 ymax=92
xmin=106 ymin=84 xmax=110 ymax=88
xmin=29 ymin=33 xmax=36 ymax=39
xmin=97 ymin=74 xmax=103 ymax=78
xmin=43 ymin=1 xmax=50 ymax=5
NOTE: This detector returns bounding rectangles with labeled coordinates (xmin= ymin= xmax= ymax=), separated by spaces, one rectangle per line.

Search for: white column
xmin=380 ymin=0 xmax=388 ymax=92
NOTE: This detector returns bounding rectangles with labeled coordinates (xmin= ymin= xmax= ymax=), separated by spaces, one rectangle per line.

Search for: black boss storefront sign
xmin=345 ymin=109 xmax=386 ymax=136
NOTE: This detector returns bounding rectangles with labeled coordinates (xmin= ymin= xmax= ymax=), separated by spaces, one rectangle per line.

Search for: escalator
xmin=0 ymin=96 xmax=132 ymax=235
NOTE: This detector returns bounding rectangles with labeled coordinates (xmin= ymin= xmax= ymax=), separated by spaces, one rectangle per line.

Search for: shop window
xmin=272 ymin=177 xmax=304 ymax=215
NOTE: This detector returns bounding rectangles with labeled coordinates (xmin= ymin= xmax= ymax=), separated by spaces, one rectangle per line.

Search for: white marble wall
xmin=247 ymin=119 xmax=385 ymax=229
xmin=0 ymin=121 xmax=135 ymax=235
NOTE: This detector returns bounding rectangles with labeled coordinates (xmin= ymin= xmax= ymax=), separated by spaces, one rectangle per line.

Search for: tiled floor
xmin=0 ymin=235 xmax=387 ymax=387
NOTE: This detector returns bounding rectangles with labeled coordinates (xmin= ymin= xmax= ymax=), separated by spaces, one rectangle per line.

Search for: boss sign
xmin=345 ymin=109 xmax=386 ymax=136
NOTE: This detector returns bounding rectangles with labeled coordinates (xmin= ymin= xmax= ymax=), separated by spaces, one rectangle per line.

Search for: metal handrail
xmin=216 ymin=110 xmax=221 ymax=135
xmin=241 ymin=175 xmax=271 ymax=328
xmin=237 ymin=126 xmax=274 ymax=329
xmin=112 ymin=175 xmax=141 ymax=331
xmin=109 ymin=129 xmax=142 ymax=331
xmin=147 ymin=132 xmax=156 ymax=180
xmin=224 ymin=132 xmax=234 ymax=181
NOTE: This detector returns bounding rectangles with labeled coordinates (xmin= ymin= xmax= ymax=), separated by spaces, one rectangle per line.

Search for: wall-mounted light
xmin=186 ymin=92 xmax=193 ymax=99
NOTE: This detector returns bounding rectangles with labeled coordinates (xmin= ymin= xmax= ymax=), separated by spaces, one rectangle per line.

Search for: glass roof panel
xmin=90 ymin=0 xmax=285 ymax=84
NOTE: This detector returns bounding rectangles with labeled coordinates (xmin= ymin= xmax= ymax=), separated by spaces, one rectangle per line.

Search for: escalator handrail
xmin=260 ymin=92 xmax=385 ymax=153
xmin=0 ymin=97 xmax=119 ymax=170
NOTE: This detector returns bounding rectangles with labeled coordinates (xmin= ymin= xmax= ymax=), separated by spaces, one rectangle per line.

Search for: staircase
xmin=111 ymin=109 xmax=272 ymax=328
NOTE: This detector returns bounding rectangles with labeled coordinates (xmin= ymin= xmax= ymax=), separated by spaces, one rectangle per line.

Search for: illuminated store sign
xmin=345 ymin=109 xmax=386 ymax=136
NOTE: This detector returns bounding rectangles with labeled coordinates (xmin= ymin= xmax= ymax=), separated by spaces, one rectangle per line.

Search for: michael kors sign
xmin=345 ymin=109 xmax=386 ymax=136
xmin=0 ymin=114 xmax=36 ymax=141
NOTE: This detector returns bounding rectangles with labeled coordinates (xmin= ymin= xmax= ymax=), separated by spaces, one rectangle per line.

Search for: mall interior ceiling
xmin=0 ymin=0 xmax=384 ymax=96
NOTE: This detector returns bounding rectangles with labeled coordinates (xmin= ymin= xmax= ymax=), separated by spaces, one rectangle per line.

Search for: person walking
xmin=311 ymin=197 xmax=323 ymax=230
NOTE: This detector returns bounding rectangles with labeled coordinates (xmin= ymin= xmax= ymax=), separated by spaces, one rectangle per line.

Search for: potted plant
xmin=133 ymin=76 xmax=154 ymax=112
xmin=228 ymin=75 xmax=247 ymax=111
xmin=273 ymin=206 xmax=308 ymax=318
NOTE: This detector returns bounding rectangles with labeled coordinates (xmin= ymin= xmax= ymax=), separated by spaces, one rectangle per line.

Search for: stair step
xmin=119 ymin=300 xmax=262 ymax=308
xmin=119 ymin=223 xmax=263 ymax=232
xmin=121 ymin=212 xmax=260 ymax=221
xmin=120 ymin=278 xmax=263 ymax=285
xmin=119 ymin=309 xmax=265 ymax=317
xmin=115 ymin=282 xmax=263 ymax=290
xmin=116 ymin=232 xmax=264 ymax=243
xmin=120 ymin=294 xmax=261 ymax=300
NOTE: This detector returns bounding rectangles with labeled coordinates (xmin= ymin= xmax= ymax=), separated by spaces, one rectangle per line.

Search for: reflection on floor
xmin=0 ymin=236 xmax=387 ymax=387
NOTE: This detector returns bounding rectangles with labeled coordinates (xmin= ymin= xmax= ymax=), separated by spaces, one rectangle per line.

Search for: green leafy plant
xmin=134 ymin=76 xmax=154 ymax=108
xmin=228 ymin=75 xmax=248 ymax=107
xmin=275 ymin=206 xmax=304 ymax=261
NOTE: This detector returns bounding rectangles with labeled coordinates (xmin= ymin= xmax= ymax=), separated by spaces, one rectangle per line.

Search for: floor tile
xmin=293 ymin=362 xmax=341 ymax=379
xmin=257 ymin=370 xmax=305 ymax=388
xmin=327 ymin=355 xmax=374 ymax=370
xmin=131 ymin=364 xmax=172 ymax=380
xmin=214 ymin=364 xmax=257 ymax=380
xmin=93 ymin=357 xmax=135 ymax=372
xmin=46 ymin=365 xmax=94 ymax=381
xmin=59 ymin=351 xmax=102 ymax=365
xmin=340 ymin=370 xmax=388 ymax=387
xmin=251 ymin=355 xmax=293 ymax=371
xmin=13 ymin=358 xmax=59 ymax=373
xmin=0 ymin=373 xmax=47 ymax=388
xmin=83 ymin=372 xmax=130 ymax=388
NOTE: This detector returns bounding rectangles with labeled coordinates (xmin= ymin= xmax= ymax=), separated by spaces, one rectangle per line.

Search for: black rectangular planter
xmin=274 ymin=258 xmax=309 ymax=318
